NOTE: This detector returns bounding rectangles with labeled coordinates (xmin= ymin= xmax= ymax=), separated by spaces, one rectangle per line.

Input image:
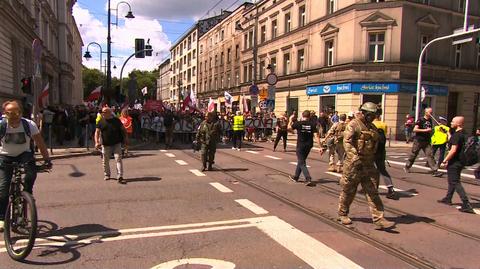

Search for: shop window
xmin=411 ymin=96 xmax=433 ymax=115
xmin=320 ymin=96 xmax=336 ymax=113
xmin=362 ymin=94 xmax=383 ymax=107
xmin=287 ymin=97 xmax=299 ymax=116
xmin=368 ymin=32 xmax=385 ymax=62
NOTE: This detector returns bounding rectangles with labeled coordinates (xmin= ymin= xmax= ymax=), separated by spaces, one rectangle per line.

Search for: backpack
xmin=0 ymin=118 xmax=34 ymax=151
xmin=334 ymin=122 xmax=346 ymax=144
xmin=460 ymin=136 xmax=480 ymax=166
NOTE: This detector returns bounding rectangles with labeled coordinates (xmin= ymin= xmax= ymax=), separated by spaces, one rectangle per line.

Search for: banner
xmin=143 ymin=100 xmax=164 ymax=112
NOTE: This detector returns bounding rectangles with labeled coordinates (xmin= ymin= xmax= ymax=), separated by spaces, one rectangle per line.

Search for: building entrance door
xmin=447 ymin=92 xmax=459 ymax=122
xmin=287 ymin=97 xmax=298 ymax=116
xmin=320 ymin=96 xmax=335 ymax=114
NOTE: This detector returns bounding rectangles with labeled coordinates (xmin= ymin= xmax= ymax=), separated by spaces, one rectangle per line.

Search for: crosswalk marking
xmin=189 ymin=169 xmax=206 ymax=177
xmin=160 ymin=150 xmax=167 ymax=152
xmin=235 ymin=199 xmax=269 ymax=215
xmin=265 ymin=155 xmax=281 ymax=160
xmin=165 ymin=153 xmax=175 ymax=158
xmin=246 ymin=150 xmax=259 ymax=154
xmin=289 ymin=162 xmax=311 ymax=168
xmin=175 ymin=160 xmax=188 ymax=165
xmin=209 ymin=182 xmax=233 ymax=193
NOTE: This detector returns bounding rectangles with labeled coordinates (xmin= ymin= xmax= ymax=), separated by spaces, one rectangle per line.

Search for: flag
xmin=38 ymin=82 xmax=49 ymax=108
xmin=420 ymin=86 xmax=427 ymax=102
xmin=240 ymin=94 xmax=249 ymax=113
xmin=86 ymin=86 xmax=102 ymax=102
xmin=216 ymin=97 xmax=221 ymax=111
xmin=207 ymin=98 xmax=215 ymax=112
xmin=190 ymin=90 xmax=197 ymax=108
xmin=181 ymin=94 xmax=191 ymax=111
xmin=224 ymin=91 xmax=233 ymax=107
xmin=141 ymin=86 xmax=148 ymax=96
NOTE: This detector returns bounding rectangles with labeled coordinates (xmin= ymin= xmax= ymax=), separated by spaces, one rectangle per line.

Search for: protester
xmin=273 ymin=112 xmax=288 ymax=152
xmin=431 ymin=116 xmax=450 ymax=167
xmin=196 ymin=112 xmax=222 ymax=171
xmin=232 ymin=111 xmax=244 ymax=151
xmin=320 ymin=113 xmax=346 ymax=173
xmin=404 ymin=114 xmax=414 ymax=143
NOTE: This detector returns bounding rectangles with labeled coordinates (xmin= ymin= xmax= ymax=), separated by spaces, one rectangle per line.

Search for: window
xmin=235 ymin=69 xmax=239 ymax=85
xmin=244 ymin=33 xmax=248 ymax=49
xmin=458 ymin=0 xmax=465 ymax=12
xmin=284 ymin=13 xmax=291 ymax=33
xmin=215 ymin=55 xmax=218 ymax=66
xmin=325 ymin=40 xmax=334 ymax=66
xmin=368 ymin=32 xmax=385 ymax=62
xmin=271 ymin=57 xmax=277 ymax=72
xmin=193 ymin=49 xmax=196 ymax=59
xmin=261 ymin=25 xmax=266 ymax=43
xmin=192 ymin=67 xmax=196 ymax=76
xmin=236 ymin=44 xmax=240 ymax=59
xmin=205 ymin=60 xmax=207 ymax=71
xmin=227 ymin=47 xmax=232 ymax=63
xmin=220 ymin=30 xmax=224 ymax=41
xmin=272 ymin=19 xmax=278 ymax=39
xmin=249 ymin=64 xmax=253 ymax=81
xmin=260 ymin=60 xmax=265 ymax=79
xmin=455 ymin=44 xmax=462 ymax=68
xmin=243 ymin=65 xmax=248 ymax=82
xmin=327 ymin=0 xmax=336 ymax=14
xmin=221 ymin=52 xmax=224 ymax=65
xmin=248 ymin=30 xmax=254 ymax=48
xmin=209 ymin=57 xmax=212 ymax=69
xmin=199 ymin=62 xmax=202 ymax=73
xmin=421 ymin=35 xmax=429 ymax=63
xmin=299 ymin=6 xmax=306 ymax=27
xmin=298 ymin=49 xmax=305 ymax=72
xmin=283 ymin=53 xmax=290 ymax=75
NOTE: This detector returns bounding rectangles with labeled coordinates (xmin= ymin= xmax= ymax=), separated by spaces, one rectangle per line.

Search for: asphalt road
xmin=0 ymin=142 xmax=479 ymax=269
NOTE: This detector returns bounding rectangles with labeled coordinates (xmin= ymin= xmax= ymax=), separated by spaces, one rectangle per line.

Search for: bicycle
xmin=3 ymin=161 xmax=50 ymax=261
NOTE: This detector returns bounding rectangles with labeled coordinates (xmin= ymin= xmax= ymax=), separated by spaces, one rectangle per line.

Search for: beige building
xmin=198 ymin=0 xmax=480 ymax=139
xmin=157 ymin=58 xmax=171 ymax=101
xmin=0 ymin=0 xmax=84 ymax=110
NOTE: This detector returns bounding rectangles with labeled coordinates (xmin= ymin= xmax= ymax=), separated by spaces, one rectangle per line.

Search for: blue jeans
xmin=0 ymin=151 xmax=37 ymax=220
xmin=295 ymin=145 xmax=312 ymax=180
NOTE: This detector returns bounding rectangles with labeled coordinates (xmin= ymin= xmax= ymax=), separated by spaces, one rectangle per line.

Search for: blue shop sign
xmin=307 ymin=82 xmax=448 ymax=96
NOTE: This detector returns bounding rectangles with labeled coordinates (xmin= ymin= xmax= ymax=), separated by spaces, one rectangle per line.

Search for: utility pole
xmin=251 ymin=1 xmax=259 ymax=113
xmin=106 ymin=0 xmax=112 ymax=105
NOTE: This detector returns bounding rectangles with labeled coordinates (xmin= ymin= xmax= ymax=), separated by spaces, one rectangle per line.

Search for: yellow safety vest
xmin=431 ymin=125 xmax=450 ymax=145
xmin=373 ymin=119 xmax=387 ymax=134
xmin=233 ymin=115 xmax=244 ymax=131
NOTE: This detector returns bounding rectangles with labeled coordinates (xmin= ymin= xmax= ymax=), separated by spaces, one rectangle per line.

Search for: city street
xmin=1 ymin=142 xmax=479 ymax=269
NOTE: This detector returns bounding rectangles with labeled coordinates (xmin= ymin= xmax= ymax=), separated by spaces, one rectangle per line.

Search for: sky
xmin=74 ymin=0 xmax=247 ymax=81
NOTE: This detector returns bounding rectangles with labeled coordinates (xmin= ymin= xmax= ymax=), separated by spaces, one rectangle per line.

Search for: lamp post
xmin=83 ymin=42 xmax=107 ymax=72
xmin=107 ymin=0 xmax=135 ymax=105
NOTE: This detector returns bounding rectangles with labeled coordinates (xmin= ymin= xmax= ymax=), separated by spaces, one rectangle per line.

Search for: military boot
xmin=328 ymin=164 xmax=336 ymax=172
xmin=338 ymin=215 xmax=352 ymax=225
xmin=374 ymin=218 xmax=395 ymax=229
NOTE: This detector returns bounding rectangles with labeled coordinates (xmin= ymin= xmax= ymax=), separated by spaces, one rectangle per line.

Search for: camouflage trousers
xmin=201 ymin=142 xmax=217 ymax=168
xmin=338 ymin=159 xmax=384 ymax=222
xmin=328 ymin=143 xmax=345 ymax=166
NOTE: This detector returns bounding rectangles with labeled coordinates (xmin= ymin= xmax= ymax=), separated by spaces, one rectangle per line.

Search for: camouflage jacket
xmin=322 ymin=121 xmax=347 ymax=147
xmin=196 ymin=120 xmax=222 ymax=145
xmin=343 ymin=118 xmax=379 ymax=162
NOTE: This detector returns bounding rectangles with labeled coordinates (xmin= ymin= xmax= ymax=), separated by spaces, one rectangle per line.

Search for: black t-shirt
xmin=97 ymin=117 xmax=124 ymax=146
xmin=448 ymin=130 xmax=465 ymax=164
xmin=414 ymin=117 xmax=433 ymax=142
xmin=164 ymin=113 xmax=174 ymax=127
xmin=292 ymin=120 xmax=318 ymax=147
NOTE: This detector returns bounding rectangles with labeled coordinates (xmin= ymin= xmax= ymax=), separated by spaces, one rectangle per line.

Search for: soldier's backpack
xmin=460 ymin=136 xmax=480 ymax=166
xmin=0 ymin=118 xmax=34 ymax=151
xmin=334 ymin=122 xmax=346 ymax=144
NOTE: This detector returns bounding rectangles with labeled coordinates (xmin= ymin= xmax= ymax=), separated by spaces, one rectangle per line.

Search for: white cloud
xmin=73 ymin=4 xmax=171 ymax=80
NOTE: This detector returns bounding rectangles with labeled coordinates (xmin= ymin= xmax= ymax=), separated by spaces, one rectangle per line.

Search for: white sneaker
xmin=236 ymin=148 xmax=241 ymax=151
xmin=232 ymin=147 xmax=236 ymax=150
xmin=0 ymin=220 xmax=4 ymax=233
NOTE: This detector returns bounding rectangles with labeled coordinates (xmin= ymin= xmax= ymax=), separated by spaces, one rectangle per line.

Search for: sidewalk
xmin=285 ymin=133 xmax=411 ymax=149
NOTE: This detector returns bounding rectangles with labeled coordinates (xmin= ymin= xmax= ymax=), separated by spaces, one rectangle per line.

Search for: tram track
xmin=181 ymin=149 xmax=439 ymax=269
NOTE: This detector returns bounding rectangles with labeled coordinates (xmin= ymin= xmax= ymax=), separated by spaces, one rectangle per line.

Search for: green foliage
xmin=82 ymin=66 xmax=105 ymax=98
xmin=127 ymin=69 xmax=159 ymax=100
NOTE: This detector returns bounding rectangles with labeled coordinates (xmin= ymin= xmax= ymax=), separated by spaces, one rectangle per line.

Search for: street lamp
xmin=83 ymin=42 xmax=107 ymax=72
xmin=107 ymin=0 xmax=135 ymax=105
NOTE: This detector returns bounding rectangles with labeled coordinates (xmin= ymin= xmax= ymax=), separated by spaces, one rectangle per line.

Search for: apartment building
xmin=198 ymin=2 xmax=254 ymax=110
xmin=233 ymin=0 xmax=480 ymax=138
xmin=0 ymin=0 xmax=84 ymax=108
xmin=170 ymin=11 xmax=231 ymax=106
xmin=157 ymin=58 xmax=171 ymax=101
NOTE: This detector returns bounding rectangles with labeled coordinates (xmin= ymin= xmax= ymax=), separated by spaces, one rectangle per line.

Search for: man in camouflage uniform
xmin=320 ymin=113 xmax=347 ymax=173
xmin=337 ymin=102 xmax=395 ymax=229
xmin=196 ymin=112 xmax=222 ymax=171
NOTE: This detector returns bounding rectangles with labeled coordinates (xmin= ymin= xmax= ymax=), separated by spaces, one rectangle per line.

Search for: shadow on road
xmin=124 ymin=176 xmax=162 ymax=183
xmin=220 ymin=168 xmax=249 ymax=172
xmin=21 ymin=221 xmax=120 ymax=266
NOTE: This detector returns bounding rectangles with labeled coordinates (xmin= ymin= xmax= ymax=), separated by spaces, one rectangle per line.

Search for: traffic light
xmin=145 ymin=44 xmax=152 ymax=56
xmin=21 ymin=77 xmax=32 ymax=94
xmin=135 ymin=38 xmax=145 ymax=58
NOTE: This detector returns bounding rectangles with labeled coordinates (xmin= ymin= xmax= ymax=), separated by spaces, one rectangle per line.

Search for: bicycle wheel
xmin=4 ymin=191 xmax=38 ymax=261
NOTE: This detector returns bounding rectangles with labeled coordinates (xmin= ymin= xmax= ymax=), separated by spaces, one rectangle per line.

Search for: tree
xmin=82 ymin=66 xmax=105 ymax=99
xmin=127 ymin=69 xmax=159 ymax=101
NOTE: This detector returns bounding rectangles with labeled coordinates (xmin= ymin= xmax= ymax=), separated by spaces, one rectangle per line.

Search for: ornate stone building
xmin=157 ymin=58 xmax=171 ymax=101
xmin=0 ymin=0 xmax=84 ymax=110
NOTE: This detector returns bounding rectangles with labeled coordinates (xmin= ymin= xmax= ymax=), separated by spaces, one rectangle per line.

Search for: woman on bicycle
xmin=0 ymin=100 xmax=51 ymax=232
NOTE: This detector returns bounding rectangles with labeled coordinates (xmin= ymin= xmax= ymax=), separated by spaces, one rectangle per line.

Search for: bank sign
xmin=306 ymin=82 xmax=448 ymax=96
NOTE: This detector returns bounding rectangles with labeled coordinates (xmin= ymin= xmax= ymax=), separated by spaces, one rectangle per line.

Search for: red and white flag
xmin=207 ymin=98 xmax=215 ymax=112
xmin=38 ymin=82 xmax=49 ymax=109
xmin=86 ymin=86 xmax=102 ymax=102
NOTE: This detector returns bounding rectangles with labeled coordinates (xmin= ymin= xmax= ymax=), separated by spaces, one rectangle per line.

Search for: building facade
xmin=0 ymin=0 xmax=84 ymax=111
xmin=157 ymin=58 xmax=171 ymax=101
xmin=169 ymin=11 xmax=232 ymax=107
xmin=233 ymin=0 xmax=480 ymax=138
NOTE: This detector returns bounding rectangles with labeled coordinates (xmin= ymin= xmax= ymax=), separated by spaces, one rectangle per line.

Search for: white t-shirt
xmin=0 ymin=119 xmax=40 ymax=157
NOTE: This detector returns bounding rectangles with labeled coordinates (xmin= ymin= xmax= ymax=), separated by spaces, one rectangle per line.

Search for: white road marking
xmin=235 ymin=199 xmax=269 ymax=215
xmin=265 ymin=155 xmax=281 ymax=160
xmin=160 ymin=150 xmax=167 ymax=152
xmin=387 ymin=160 xmax=476 ymax=179
xmin=165 ymin=153 xmax=175 ymax=158
xmin=151 ymin=258 xmax=235 ymax=269
xmin=287 ymin=142 xmax=321 ymax=151
xmin=175 ymin=160 xmax=188 ymax=165
xmin=210 ymin=182 xmax=233 ymax=193
xmin=189 ymin=169 xmax=206 ymax=177
xmin=325 ymin=171 xmax=341 ymax=177
xmin=289 ymin=162 xmax=311 ymax=168
xmin=246 ymin=150 xmax=259 ymax=154
xmin=455 ymin=206 xmax=480 ymax=215
xmin=0 ymin=216 xmax=364 ymax=268
xmin=378 ymin=185 xmax=418 ymax=196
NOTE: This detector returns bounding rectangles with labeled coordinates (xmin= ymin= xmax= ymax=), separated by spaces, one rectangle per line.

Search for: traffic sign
xmin=266 ymin=73 xmax=278 ymax=86
xmin=249 ymin=84 xmax=259 ymax=95
xmin=259 ymin=87 xmax=268 ymax=100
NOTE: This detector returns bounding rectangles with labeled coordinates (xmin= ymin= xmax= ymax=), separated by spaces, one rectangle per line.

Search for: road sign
xmin=249 ymin=84 xmax=259 ymax=95
xmin=266 ymin=73 xmax=278 ymax=86
xmin=259 ymin=87 xmax=268 ymax=100
xmin=251 ymin=95 xmax=258 ymax=107
xmin=259 ymin=100 xmax=267 ymax=109
xmin=452 ymin=37 xmax=473 ymax=45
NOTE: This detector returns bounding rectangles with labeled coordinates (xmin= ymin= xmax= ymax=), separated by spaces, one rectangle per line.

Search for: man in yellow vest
xmin=431 ymin=116 xmax=450 ymax=166
xmin=232 ymin=111 xmax=245 ymax=151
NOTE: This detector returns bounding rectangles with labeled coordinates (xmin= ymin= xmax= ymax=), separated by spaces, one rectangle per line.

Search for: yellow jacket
xmin=373 ymin=119 xmax=387 ymax=134
xmin=431 ymin=125 xmax=450 ymax=145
